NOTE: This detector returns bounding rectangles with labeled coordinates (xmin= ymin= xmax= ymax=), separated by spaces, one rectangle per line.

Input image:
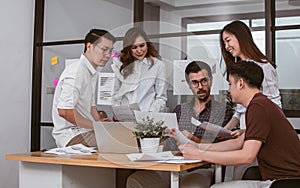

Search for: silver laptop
xmin=93 ymin=122 xmax=139 ymax=153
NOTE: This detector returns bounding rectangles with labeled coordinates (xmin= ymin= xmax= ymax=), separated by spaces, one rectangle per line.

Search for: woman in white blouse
xmin=220 ymin=20 xmax=282 ymax=131
xmin=111 ymin=27 xmax=167 ymax=112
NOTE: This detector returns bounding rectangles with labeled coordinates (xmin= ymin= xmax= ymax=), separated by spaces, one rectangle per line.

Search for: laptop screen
xmin=93 ymin=122 xmax=139 ymax=154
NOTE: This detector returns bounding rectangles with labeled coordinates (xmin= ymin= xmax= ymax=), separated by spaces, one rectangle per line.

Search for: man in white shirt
xmin=52 ymin=29 xmax=116 ymax=147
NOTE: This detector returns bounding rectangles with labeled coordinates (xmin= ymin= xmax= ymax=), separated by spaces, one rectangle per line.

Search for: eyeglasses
xmin=96 ymin=44 xmax=113 ymax=55
xmin=190 ymin=78 xmax=210 ymax=87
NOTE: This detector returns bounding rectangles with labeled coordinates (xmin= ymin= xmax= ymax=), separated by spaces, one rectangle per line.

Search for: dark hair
xmin=185 ymin=61 xmax=212 ymax=83
xmin=227 ymin=60 xmax=264 ymax=89
xmin=84 ymin=29 xmax=116 ymax=52
xmin=120 ymin=27 xmax=160 ymax=78
xmin=220 ymin=20 xmax=275 ymax=72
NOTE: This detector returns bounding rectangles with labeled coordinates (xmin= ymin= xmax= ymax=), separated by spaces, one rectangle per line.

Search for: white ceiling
xmin=146 ymin=0 xmax=300 ymax=17
xmin=144 ymin=0 xmax=263 ymax=9
xmin=104 ymin=0 xmax=300 ymax=18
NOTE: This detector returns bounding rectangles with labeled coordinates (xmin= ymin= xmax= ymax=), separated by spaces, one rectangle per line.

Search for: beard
xmin=197 ymin=89 xmax=210 ymax=102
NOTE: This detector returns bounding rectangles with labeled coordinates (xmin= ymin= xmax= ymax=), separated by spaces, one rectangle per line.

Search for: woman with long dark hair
xmin=220 ymin=20 xmax=281 ymax=131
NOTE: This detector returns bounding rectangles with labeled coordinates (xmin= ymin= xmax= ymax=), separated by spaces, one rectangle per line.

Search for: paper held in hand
xmin=112 ymin=103 xmax=140 ymax=122
xmin=134 ymin=111 xmax=179 ymax=129
xmin=191 ymin=117 xmax=233 ymax=139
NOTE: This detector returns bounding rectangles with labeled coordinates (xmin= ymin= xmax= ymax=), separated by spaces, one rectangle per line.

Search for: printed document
xmin=191 ymin=117 xmax=232 ymax=139
xmin=97 ymin=73 xmax=115 ymax=105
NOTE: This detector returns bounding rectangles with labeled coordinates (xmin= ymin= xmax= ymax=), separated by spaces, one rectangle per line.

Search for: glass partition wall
xmin=146 ymin=0 xmax=300 ymax=115
xmin=276 ymin=15 xmax=300 ymax=116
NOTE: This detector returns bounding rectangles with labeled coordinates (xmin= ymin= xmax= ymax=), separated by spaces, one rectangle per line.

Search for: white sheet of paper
xmin=191 ymin=117 xmax=232 ymax=139
xmin=126 ymin=151 xmax=202 ymax=163
xmin=112 ymin=104 xmax=140 ymax=122
xmin=134 ymin=111 xmax=179 ymax=129
xmin=44 ymin=144 xmax=96 ymax=155
xmin=97 ymin=73 xmax=115 ymax=105
xmin=157 ymin=156 xmax=202 ymax=164
xmin=126 ymin=151 xmax=174 ymax=161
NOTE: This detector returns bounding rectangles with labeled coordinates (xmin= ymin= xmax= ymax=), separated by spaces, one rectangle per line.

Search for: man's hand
xmin=98 ymin=112 xmax=111 ymax=122
xmin=182 ymin=130 xmax=193 ymax=139
xmin=231 ymin=129 xmax=245 ymax=138
xmin=112 ymin=115 xmax=119 ymax=122
xmin=182 ymin=130 xmax=201 ymax=143
xmin=169 ymin=128 xmax=189 ymax=146
xmin=170 ymin=128 xmax=199 ymax=148
xmin=179 ymin=144 xmax=202 ymax=160
xmin=217 ymin=129 xmax=245 ymax=141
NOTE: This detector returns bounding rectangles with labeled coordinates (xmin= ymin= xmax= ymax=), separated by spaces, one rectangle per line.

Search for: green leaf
xmin=133 ymin=116 xmax=168 ymax=140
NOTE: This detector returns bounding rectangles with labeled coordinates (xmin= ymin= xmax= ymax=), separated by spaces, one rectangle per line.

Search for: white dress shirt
xmin=111 ymin=57 xmax=167 ymax=112
xmin=52 ymin=54 xmax=98 ymax=147
xmin=234 ymin=59 xmax=282 ymax=120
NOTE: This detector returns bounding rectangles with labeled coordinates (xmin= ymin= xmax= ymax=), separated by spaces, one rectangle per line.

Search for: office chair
xmin=242 ymin=166 xmax=263 ymax=180
xmin=269 ymin=177 xmax=300 ymax=188
xmin=242 ymin=166 xmax=300 ymax=188
xmin=241 ymin=128 xmax=300 ymax=187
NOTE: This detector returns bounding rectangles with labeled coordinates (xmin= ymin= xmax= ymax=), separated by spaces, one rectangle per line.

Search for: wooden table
xmin=6 ymin=152 xmax=209 ymax=188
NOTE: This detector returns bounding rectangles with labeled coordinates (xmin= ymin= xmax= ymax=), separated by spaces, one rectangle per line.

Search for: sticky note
xmin=52 ymin=78 xmax=59 ymax=87
xmin=51 ymin=56 xmax=58 ymax=65
xmin=112 ymin=51 xmax=119 ymax=58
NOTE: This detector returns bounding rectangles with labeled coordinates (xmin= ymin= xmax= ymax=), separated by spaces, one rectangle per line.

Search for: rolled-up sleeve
xmin=57 ymin=77 xmax=79 ymax=109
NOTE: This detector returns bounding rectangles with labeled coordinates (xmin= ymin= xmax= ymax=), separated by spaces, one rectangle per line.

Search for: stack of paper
xmin=44 ymin=144 xmax=96 ymax=155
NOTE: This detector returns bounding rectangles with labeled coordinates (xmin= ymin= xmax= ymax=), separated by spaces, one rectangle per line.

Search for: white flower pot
xmin=139 ymin=138 xmax=160 ymax=153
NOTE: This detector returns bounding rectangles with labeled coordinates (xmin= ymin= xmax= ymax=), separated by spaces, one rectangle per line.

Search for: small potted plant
xmin=134 ymin=116 xmax=168 ymax=153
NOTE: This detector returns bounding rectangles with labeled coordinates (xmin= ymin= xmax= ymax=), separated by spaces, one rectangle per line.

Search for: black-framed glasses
xmin=96 ymin=44 xmax=114 ymax=55
xmin=190 ymin=78 xmax=210 ymax=87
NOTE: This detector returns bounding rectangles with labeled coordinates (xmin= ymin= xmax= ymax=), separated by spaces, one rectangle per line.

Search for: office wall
xmin=0 ymin=0 xmax=34 ymax=187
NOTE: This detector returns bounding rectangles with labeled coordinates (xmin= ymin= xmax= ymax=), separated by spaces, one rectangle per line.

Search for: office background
xmin=1 ymin=0 xmax=299 ymax=187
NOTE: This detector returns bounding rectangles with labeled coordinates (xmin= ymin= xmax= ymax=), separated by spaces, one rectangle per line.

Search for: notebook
xmin=93 ymin=122 xmax=139 ymax=153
